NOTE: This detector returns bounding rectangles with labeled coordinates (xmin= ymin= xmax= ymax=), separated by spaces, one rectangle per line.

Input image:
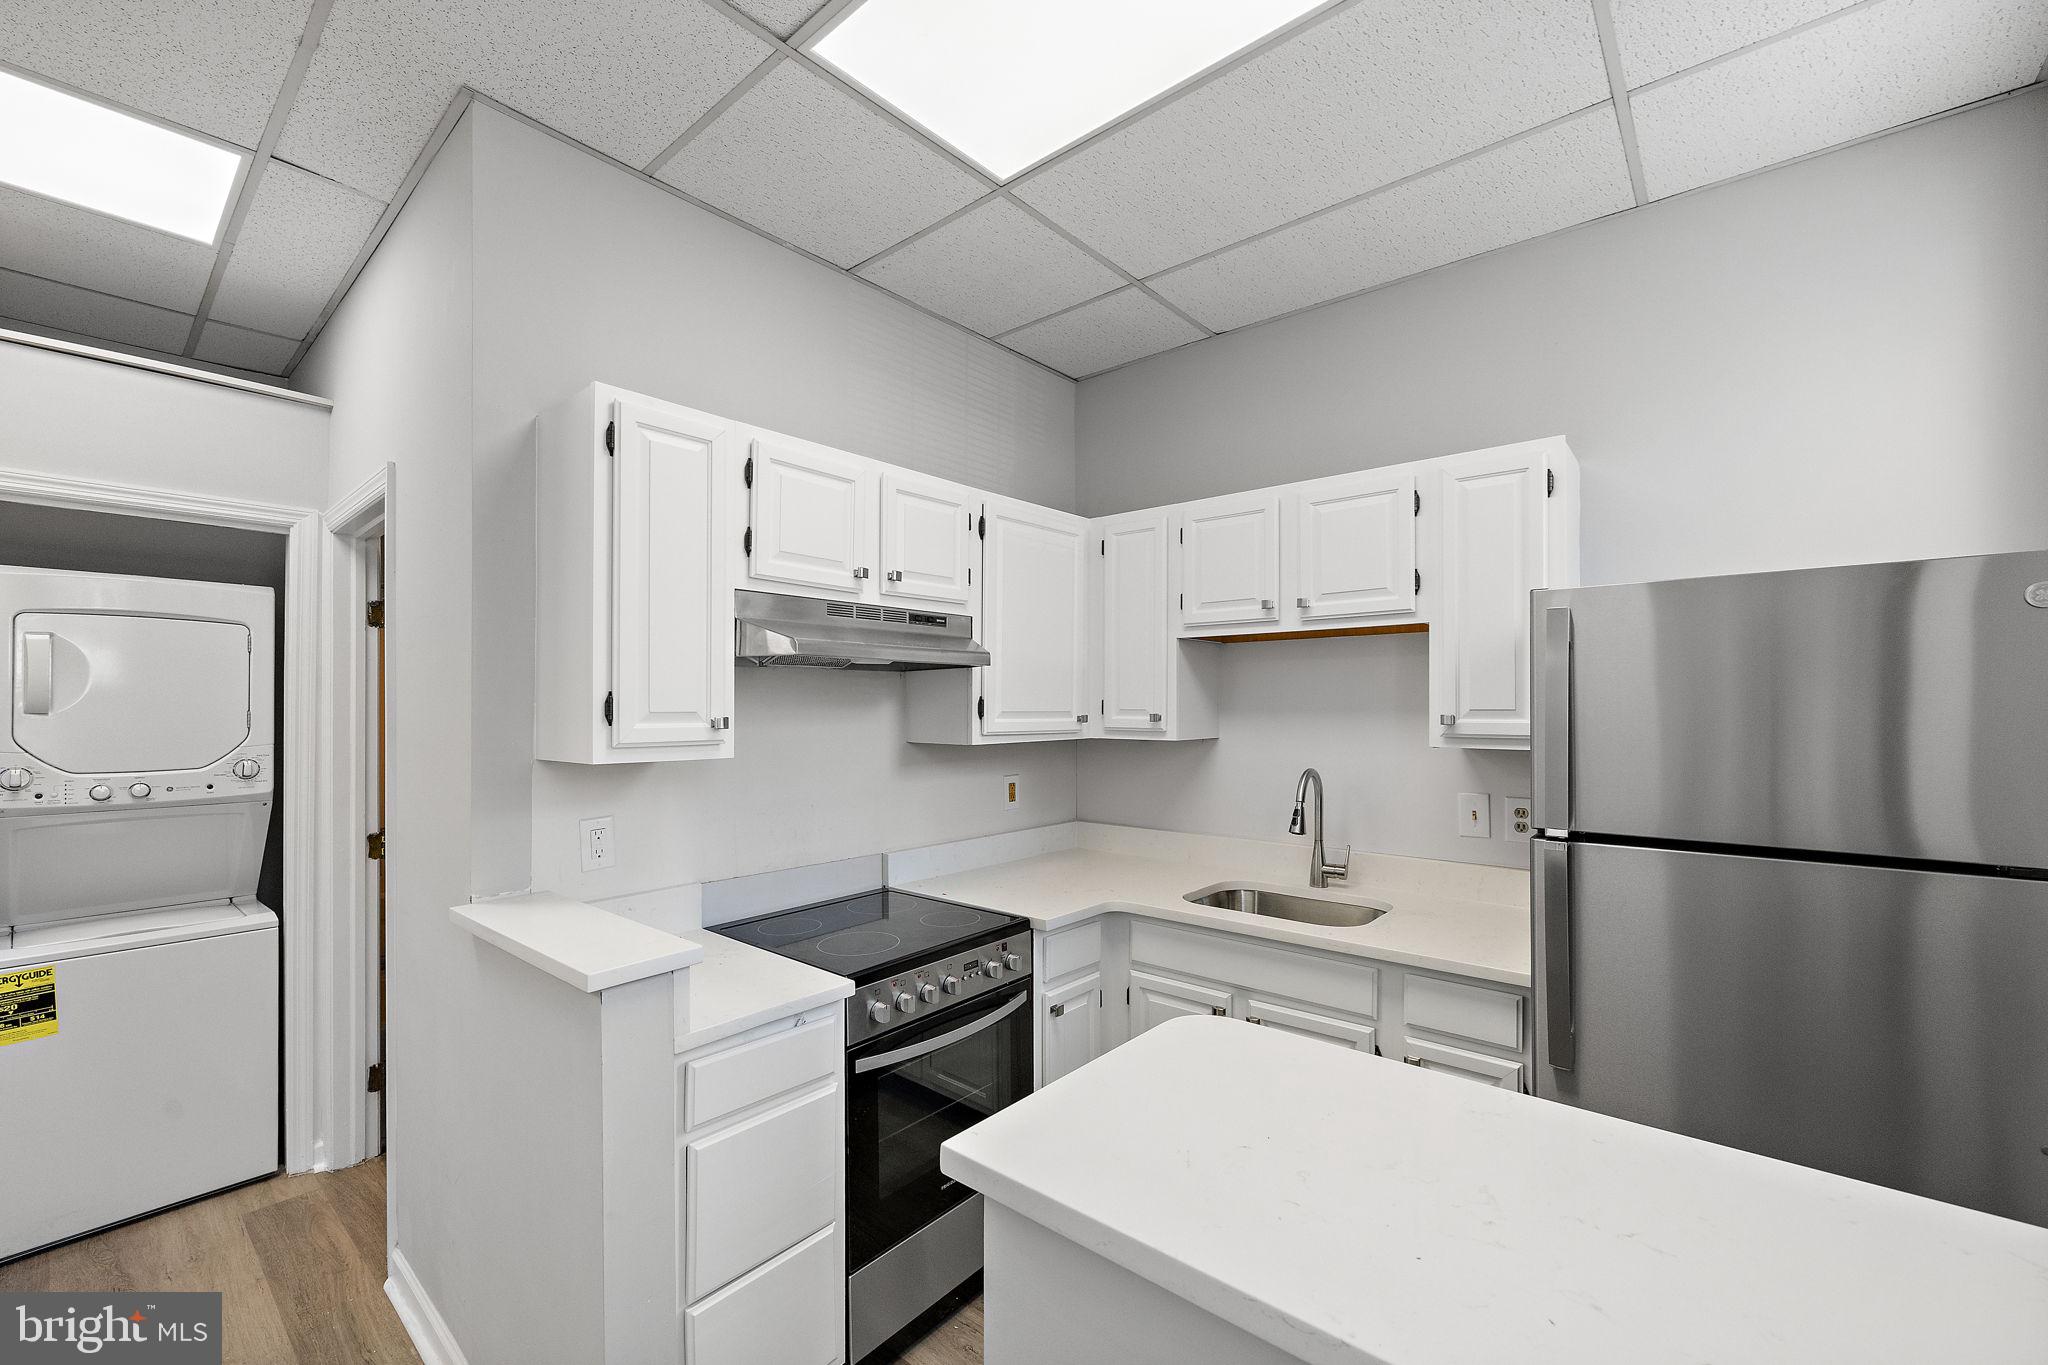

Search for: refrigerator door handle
xmin=1536 ymin=839 xmax=1575 ymax=1072
xmin=1536 ymin=606 xmax=1572 ymax=828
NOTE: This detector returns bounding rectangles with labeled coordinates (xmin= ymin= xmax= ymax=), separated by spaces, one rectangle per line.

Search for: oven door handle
xmin=852 ymin=991 xmax=1026 ymax=1074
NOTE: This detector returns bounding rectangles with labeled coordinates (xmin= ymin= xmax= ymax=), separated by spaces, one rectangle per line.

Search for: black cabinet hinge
xmin=1178 ymin=592 xmax=1184 ymax=609
xmin=366 ymin=599 xmax=385 ymax=629
xmin=1547 ymin=469 xmax=1556 ymax=497
xmin=977 ymin=514 xmax=986 ymax=540
xmin=367 ymin=1062 xmax=384 ymax=1094
xmin=976 ymin=696 xmax=985 ymax=720
xmin=743 ymin=455 xmax=754 ymax=488
xmin=1100 ymin=539 xmax=1105 ymax=556
xmin=366 ymin=830 xmax=386 ymax=861
xmin=1415 ymin=569 xmax=1422 ymax=594
xmin=604 ymin=420 xmax=615 ymax=455
xmin=1414 ymin=490 xmax=1422 ymax=516
xmin=743 ymin=526 xmax=753 ymax=557
xmin=603 ymin=692 xmax=614 ymax=726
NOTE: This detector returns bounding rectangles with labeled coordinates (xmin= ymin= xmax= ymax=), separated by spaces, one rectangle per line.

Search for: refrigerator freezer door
xmin=1535 ymin=839 xmax=2048 ymax=1227
xmin=1531 ymin=550 xmax=2048 ymax=868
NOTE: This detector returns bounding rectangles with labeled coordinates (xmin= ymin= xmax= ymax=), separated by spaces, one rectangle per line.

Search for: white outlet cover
xmin=1457 ymin=792 xmax=1492 ymax=839
xmin=1500 ymin=795 xmax=1533 ymax=843
xmin=579 ymin=815 xmax=616 ymax=871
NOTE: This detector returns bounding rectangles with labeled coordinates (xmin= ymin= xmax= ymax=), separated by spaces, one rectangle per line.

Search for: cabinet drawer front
xmin=685 ymin=1224 xmax=843 ymax=1365
xmin=1244 ymin=997 xmax=1376 ymax=1052
xmin=682 ymin=1016 xmax=839 ymax=1132
xmin=1404 ymin=974 xmax=1523 ymax=1050
xmin=1037 ymin=922 xmax=1103 ymax=983
xmin=1130 ymin=921 xmax=1377 ymax=1018
xmin=1400 ymin=1037 xmax=1524 ymax=1091
xmin=684 ymin=1086 xmax=840 ymax=1302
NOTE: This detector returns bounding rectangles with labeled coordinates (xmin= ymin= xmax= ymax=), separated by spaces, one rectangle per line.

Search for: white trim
xmin=1 ymin=327 xmax=332 ymax=408
xmin=0 ymin=466 xmax=333 ymax=1174
xmin=386 ymin=1246 xmax=470 ymax=1365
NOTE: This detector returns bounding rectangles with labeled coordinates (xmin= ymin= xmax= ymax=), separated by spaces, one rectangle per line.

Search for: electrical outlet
xmin=579 ymin=815 xmax=616 ymax=871
xmin=1003 ymin=773 xmax=1020 ymax=805
xmin=1457 ymin=793 xmax=1492 ymax=839
xmin=1500 ymin=795 xmax=1532 ymax=843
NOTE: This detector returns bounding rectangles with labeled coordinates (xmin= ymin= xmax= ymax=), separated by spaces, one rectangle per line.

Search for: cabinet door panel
xmin=1042 ymin=973 xmax=1103 ymax=1085
xmin=684 ymin=1225 xmax=842 ymax=1364
xmin=1400 ymin=1037 xmax=1524 ymax=1091
xmin=1181 ymin=495 xmax=1280 ymax=627
xmin=880 ymin=473 xmax=975 ymax=606
xmin=683 ymin=1086 xmax=839 ymax=1301
xmin=611 ymin=397 xmax=732 ymax=748
xmin=749 ymin=437 xmax=871 ymax=594
xmin=1296 ymin=472 xmax=1415 ymax=619
xmin=1435 ymin=446 xmax=1548 ymax=741
xmin=1101 ymin=513 xmax=1169 ymax=732
xmin=1243 ymin=997 xmax=1377 ymax=1053
xmin=982 ymin=502 xmax=1087 ymax=735
xmin=1129 ymin=969 xmax=1232 ymax=1036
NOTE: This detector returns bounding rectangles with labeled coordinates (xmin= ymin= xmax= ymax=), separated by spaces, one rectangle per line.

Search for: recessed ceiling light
xmin=0 ymin=71 xmax=243 ymax=244
xmin=810 ymin=0 xmax=1328 ymax=182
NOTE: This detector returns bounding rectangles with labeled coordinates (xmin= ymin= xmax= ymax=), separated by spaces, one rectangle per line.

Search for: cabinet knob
xmin=1148 ymin=712 xmax=1162 ymax=723
xmin=1439 ymin=714 xmax=1457 ymax=728
xmin=886 ymin=569 xmax=903 ymax=582
xmin=1247 ymin=1016 xmax=1264 ymax=1026
xmin=1050 ymin=1001 xmax=1068 ymax=1018
xmin=853 ymin=566 xmax=871 ymax=580
xmin=1260 ymin=599 xmax=1274 ymax=611
xmin=1296 ymin=597 xmax=1309 ymax=608
xmin=1209 ymin=1005 xmax=1227 ymax=1017
xmin=1077 ymin=714 xmax=1090 ymax=724
xmin=1404 ymin=1055 xmax=1425 ymax=1066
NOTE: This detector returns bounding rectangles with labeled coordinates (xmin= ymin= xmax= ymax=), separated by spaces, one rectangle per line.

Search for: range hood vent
xmin=735 ymin=590 xmax=990 ymax=671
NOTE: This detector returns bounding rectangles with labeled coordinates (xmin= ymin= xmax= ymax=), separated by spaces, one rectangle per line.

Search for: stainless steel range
xmin=721 ymin=888 xmax=1033 ymax=1362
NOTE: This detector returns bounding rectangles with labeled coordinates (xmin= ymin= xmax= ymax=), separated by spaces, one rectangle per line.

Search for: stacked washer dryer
xmin=0 ymin=565 xmax=280 ymax=1260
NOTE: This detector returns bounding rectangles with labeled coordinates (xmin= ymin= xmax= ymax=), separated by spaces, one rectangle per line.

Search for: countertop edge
xmin=452 ymin=895 xmax=706 ymax=993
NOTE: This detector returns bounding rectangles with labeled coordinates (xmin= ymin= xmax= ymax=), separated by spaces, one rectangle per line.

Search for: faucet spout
xmin=1290 ymin=767 xmax=1349 ymax=889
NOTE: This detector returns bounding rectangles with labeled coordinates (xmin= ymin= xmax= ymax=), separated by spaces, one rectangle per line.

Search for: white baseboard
xmin=386 ymin=1246 xmax=469 ymax=1365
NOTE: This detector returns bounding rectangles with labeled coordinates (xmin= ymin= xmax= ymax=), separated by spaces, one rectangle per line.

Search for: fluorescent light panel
xmin=811 ymin=0 xmax=1326 ymax=181
xmin=0 ymin=71 xmax=242 ymax=244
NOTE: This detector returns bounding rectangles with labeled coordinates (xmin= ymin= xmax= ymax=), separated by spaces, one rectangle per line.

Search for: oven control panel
xmin=848 ymin=934 xmax=1032 ymax=1046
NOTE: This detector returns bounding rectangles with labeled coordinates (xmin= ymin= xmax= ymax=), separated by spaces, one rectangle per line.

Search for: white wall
xmin=1074 ymin=90 xmax=2048 ymax=869
xmin=460 ymin=105 xmax=1080 ymax=904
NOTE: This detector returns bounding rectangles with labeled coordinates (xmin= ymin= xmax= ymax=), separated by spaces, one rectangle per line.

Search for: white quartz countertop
xmin=675 ymin=930 xmax=853 ymax=1053
xmin=451 ymin=892 xmax=703 ymax=992
xmin=897 ymin=846 xmax=1531 ymax=985
xmin=943 ymin=1017 xmax=2048 ymax=1365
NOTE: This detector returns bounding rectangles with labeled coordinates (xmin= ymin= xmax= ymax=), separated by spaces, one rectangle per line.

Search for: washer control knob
xmin=867 ymin=998 xmax=892 ymax=1024
xmin=916 ymin=981 xmax=938 ymax=1004
xmin=129 ymin=782 xmax=152 ymax=798
xmin=940 ymin=975 xmax=962 ymax=995
xmin=232 ymin=758 xmax=262 ymax=780
xmin=0 ymin=768 xmax=30 ymax=791
xmin=1002 ymin=951 xmax=1023 ymax=973
xmin=892 ymin=989 xmax=916 ymax=1013
xmin=89 ymin=784 xmax=113 ymax=802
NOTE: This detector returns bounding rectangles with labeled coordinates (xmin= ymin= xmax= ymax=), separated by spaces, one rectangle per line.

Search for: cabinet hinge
xmin=367 ymin=1062 xmax=384 ymax=1094
xmin=603 ymin=692 xmax=614 ymax=727
xmin=976 ymin=696 xmax=985 ymax=720
xmin=977 ymin=514 xmax=986 ymax=540
xmin=743 ymin=454 xmax=754 ymax=488
xmin=1099 ymin=697 xmax=1105 ymax=714
xmin=743 ymin=526 xmax=753 ymax=557
xmin=1178 ymin=592 xmax=1184 ymax=609
xmin=1100 ymin=539 xmax=1105 ymax=556
xmin=1414 ymin=490 xmax=1422 ymax=516
xmin=365 ymin=599 xmax=385 ymax=629
xmin=1415 ymin=569 xmax=1422 ymax=594
xmin=604 ymin=420 xmax=615 ymax=456
xmin=1178 ymin=528 xmax=1184 ymax=544
xmin=1547 ymin=468 xmax=1556 ymax=497
xmin=366 ymin=830 xmax=386 ymax=861
xmin=1125 ymin=987 xmax=1131 ymax=1005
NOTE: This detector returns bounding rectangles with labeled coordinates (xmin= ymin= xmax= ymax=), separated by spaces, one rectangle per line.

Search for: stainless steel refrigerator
xmin=1531 ymin=549 xmax=2048 ymax=1227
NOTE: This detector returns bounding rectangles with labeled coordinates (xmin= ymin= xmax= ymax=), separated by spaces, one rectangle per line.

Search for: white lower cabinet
xmin=1041 ymin=971 xmax=1105 ymax=1085
xmin=684 ymin=1224 xmax=843 ymax=1365
xmin=1398 ymin=1037 xmax=1524 ymax=1091
xmin=1129 ymin=969 xmax=1230 ymax=1034
xmin=1243 ymin=996 xmax=1376 ymax=1053
xmin=683 ymin=1086 xmax=840 ymax=1301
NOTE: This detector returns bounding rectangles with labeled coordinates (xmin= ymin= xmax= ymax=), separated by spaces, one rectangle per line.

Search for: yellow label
xmin=0 ymin=964 xmax=58 ymax=1046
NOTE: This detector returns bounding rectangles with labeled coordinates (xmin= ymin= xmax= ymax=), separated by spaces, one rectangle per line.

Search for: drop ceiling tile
xmin=0 ymin=186 xmax=217 ymax=312
xmin=856 ymin=199 xmax=1125 ymax=337
xmin=0 ymin=0 xmax=311 ymax=146
xmin=1013 ymin=0 xmax=1611 ymax=278
xmin=725 ymin=0 xmax=829 ymax=40
xmin=1152 ymin=108 xmax=1635 ymax=333
xmin=194 ymin=320 xmax=299 ymax=374
xmin=1633 ymin=0 xmax=2048 ymax=200
xmin=277 ymin=0 xmax=772 ymax=199
xmin=1610 ymin=0 xmax=1864 ymax=87
xmin=209 ymin=163 xmax=386 ymax=338
xmin=998 ymin=288 xmax=1204 ymax=379
xmin=659 ymin=59 xmax=987 ymax=268
xmin=0 ymin=267 xmax=193 ymax=353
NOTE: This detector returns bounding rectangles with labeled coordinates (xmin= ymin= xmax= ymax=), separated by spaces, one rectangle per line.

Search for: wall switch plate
xmin=1003 ymin=773 xmax=1020 ymax=805
xmin=1457 ymin=793 xmax=1492 ymax=839
xmin=1500 ymin=796 xmax=1532 ymax=842
xmin=579 ymin=815 xmax=616 ymax=871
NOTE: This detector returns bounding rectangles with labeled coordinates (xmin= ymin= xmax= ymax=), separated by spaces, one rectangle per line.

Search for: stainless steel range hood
xmin=734 ymin=590 xmax=990 ymax=671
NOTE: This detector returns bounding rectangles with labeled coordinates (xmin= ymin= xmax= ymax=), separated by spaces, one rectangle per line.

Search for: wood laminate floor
xmin=0 ymin=1157 xmax=984 ymax=1364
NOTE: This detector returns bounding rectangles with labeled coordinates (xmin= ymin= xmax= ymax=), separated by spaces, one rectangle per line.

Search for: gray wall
xmin=1074 ymin=90 xmax=2048 ymax=869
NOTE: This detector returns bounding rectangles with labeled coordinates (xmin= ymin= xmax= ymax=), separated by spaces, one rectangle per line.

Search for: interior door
xmin=1100 ymin=512 xmax=1168 ymax=733
xmin=980 ymin=500 xmax=1087 ymax=736
xmin=1180 ymin=493 xmax=1280 ymax=628
xmin=1432 ymin=446 xmax=1546 ymax=741
xmin=880 ymin=472 xmax=974 ymax=606
xmin=12 ymin=612 xmax=250 ymax=772
xmin=611 ymin=397 xmax=733 ymax=749
xmin=1295 ymin=471 xmax=1416 ymax=619
xmin=747 ymin=437 xmax=872 ymax=595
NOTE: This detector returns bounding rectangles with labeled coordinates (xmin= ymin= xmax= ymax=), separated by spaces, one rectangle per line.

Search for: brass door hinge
xmin=367 ymin=1063 xmax=384 ymax=1094
xmin=366 ymin=599 xmax=385 ymax=628
xmin=367 ymin=830 xmax=387 ymax=860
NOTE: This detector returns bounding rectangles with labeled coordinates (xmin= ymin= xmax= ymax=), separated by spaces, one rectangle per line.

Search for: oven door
xmin=845 ymin=978 xmax=1031 ymax=1273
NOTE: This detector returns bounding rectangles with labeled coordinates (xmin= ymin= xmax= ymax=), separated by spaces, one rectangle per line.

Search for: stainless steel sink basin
xmin=1183 ymin=883 xmax=1389 ymax=928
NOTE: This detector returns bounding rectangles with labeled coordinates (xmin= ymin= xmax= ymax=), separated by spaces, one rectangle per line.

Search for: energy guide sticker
xmin=0 ymin=964 xmax=58 ymax=1045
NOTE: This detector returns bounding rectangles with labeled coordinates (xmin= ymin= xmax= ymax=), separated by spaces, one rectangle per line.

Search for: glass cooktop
xmin=719 ymin=889 xmax=1021 ymax=983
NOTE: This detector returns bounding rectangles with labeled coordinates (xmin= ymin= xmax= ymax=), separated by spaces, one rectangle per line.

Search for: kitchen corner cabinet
xmin=1428 ymin=437 xmax=1579 ymax=749
xmin=536 ymin=383 xmax=736 ymax=765
xmin=1093 ymin=511 xmax=1220 ymax=741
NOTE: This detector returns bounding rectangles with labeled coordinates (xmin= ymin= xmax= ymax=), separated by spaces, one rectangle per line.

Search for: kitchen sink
xmin=1183 ymin=883 xmax=1389 ymax=928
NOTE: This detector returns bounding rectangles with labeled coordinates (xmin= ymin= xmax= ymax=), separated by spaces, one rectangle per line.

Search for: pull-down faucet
xmin=1290 ymin=768 xmax=1352 ymax=889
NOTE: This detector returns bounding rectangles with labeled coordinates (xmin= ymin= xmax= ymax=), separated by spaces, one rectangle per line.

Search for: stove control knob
xmin=232 ymin=758 xmax=262 ymax=780
xmin=940 ymin=975 xmax=962 ymax=995
xmin=916 ymin=981 xmax=938 ymax=1004
xmin=89 ymin=784 xmax=114 ymax=802
xmin=1002 ymin=952 xmax=1023 ymax=973
xmin=982 ymin=958 xmax=1003 ymax=978
xmin=892 ymin=989 xmax=916 ymax=1013
xmin=130 ymin=782 xmax=152 ymax=798
xmin=0 ymin=768 xmax=30 ymax=791
xmin=867 ymin=998 xmax=893 ymax=1024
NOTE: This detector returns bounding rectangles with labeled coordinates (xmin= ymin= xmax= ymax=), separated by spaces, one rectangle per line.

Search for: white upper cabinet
xmin=879 ymin=471 xmax=976 ymax=607
xmin=1099 ymin=512 xmax=1170 ymax=733
xmin=980 ymin=499 xmax=1089 ymax=737
xmin=1180 ymin=492 xmax=1281 ymax=629
xmin=1294 ymin=470 xmax=1417 ymax=621
xmin=1429 ymin=437 xmax=1577 ymax=748
xmin=745 ymin=436 xmax=873 ymax=596
xmin=535 ymin=383 xmax=735 ymax=765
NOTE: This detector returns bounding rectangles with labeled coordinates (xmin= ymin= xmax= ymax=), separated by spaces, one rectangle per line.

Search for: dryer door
xmin=12 ymin=613 xmax=252 ymax=774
